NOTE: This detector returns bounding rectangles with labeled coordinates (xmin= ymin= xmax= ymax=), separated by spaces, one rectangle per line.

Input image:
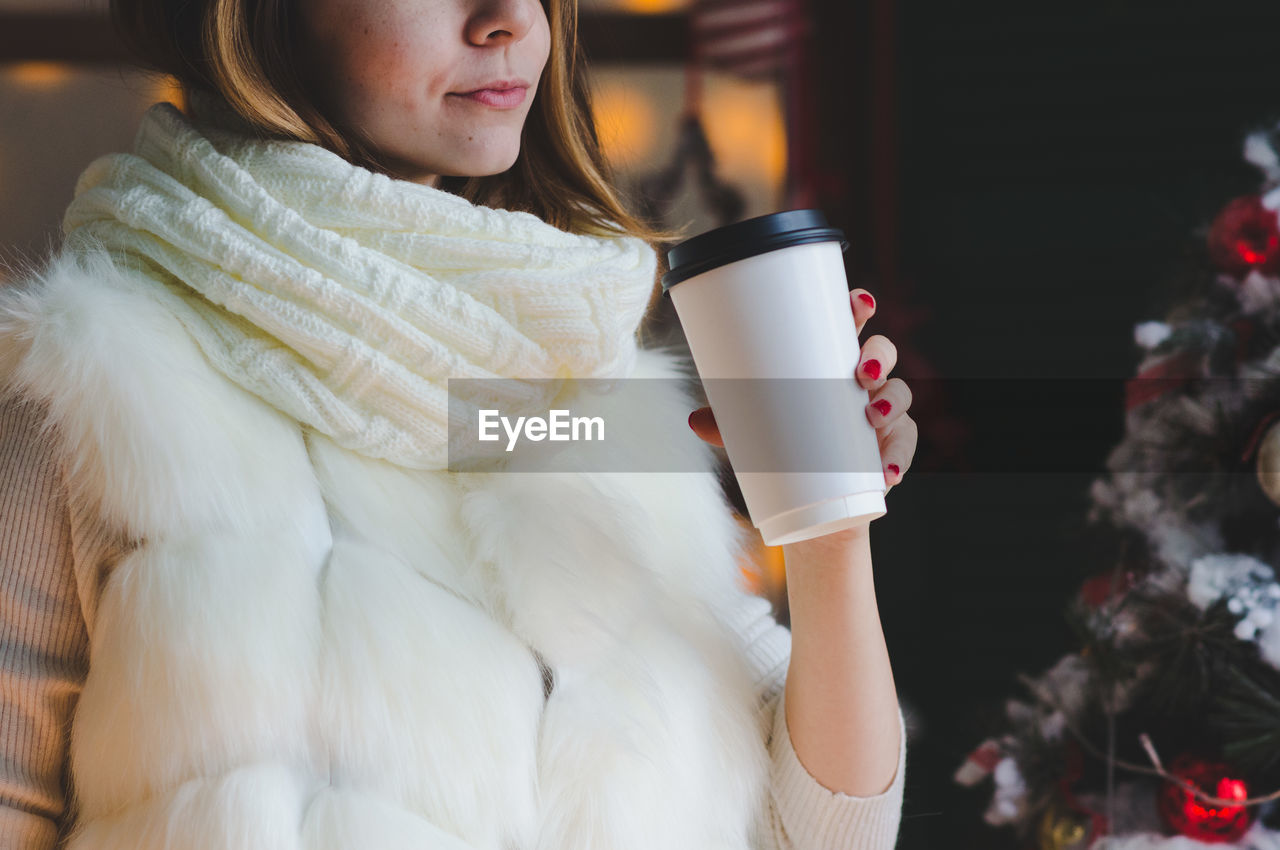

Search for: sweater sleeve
xmin=721 ymin=590 xmax=907 ymax=850
xmin=0 ymin=394 xmax=91 ymax=850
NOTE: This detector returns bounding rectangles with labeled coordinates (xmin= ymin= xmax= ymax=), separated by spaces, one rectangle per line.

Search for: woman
xmin=0 ymin=0 xmax=916 ymax=847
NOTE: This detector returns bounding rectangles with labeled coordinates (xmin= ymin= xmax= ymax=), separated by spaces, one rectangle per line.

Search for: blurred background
xmin=6 ymin=0 xmax=1280 ymax=846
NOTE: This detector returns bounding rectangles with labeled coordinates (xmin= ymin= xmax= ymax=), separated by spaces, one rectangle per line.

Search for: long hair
xmin=108 ymin=0 xmax=685 ymax=317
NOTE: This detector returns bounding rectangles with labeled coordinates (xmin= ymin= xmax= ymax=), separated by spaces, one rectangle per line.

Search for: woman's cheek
xmin=333 ymin=45 xmax=416 ymax=123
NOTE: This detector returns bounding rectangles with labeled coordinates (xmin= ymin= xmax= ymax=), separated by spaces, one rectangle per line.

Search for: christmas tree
xmin=955 ymin=126 xmax=1280 ymax=849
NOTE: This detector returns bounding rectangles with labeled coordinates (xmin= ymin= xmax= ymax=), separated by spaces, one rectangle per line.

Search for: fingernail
xmin=688 ymin=411 xmax=697 ymax=431
xmin=858 ymin=293 xmax=876 ymax=309
xmin=862 ymin=359 xmax=881 ymax=381
xmin=871 ymin=399 xmax=892 ymax=417
xmin=887 ymin=463 xmax=900 ymax=478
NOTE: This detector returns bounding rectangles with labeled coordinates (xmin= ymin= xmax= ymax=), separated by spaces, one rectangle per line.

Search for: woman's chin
xmin=384 ymin=146 xmax=522 ymax=185
xmin=457 ymin=149 xmax=523 ymax=178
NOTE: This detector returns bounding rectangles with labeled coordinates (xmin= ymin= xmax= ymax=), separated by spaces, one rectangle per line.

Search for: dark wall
xmin=850 ymin=2 xmax=1280 ymax=847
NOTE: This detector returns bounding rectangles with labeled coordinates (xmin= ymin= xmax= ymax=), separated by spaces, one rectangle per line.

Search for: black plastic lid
xmin=661 ymin=209 xmax=849 ymax=293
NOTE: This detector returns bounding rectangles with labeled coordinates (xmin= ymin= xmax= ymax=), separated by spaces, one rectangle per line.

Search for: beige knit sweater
xmin=0 ymin=391 xmax=907 ymax=850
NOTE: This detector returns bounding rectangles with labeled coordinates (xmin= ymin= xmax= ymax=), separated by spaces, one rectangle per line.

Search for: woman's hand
xmin=687 ymin=287 xmax=918 ymax=494
xmin=687 ymin=290 xmax=910 ymax=796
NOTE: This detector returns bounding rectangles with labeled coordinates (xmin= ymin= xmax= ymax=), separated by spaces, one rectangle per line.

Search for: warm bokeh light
xmin=761 ymin=540 xmax=786 ymax=592
xmin=151 ymin=76 xmax=186 ymax=111
xmin=617 ymin=0 xmax=690 ymax=11
xmin=586 ymin=66 xmax=787 ymax=211
xmin=701 ymin=79 xmax=787 ymax=188
xmin=735 ymin=513 xmax=787 ymax=603
xmin=591 ymin=81 xmax=659 ymax=168
xmin=9 ymin=62 xmax=73 ymax=90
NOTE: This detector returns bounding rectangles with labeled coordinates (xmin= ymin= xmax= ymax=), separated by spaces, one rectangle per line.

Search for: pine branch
xmin=1210 ymin=662 xmax=1280 ymax=782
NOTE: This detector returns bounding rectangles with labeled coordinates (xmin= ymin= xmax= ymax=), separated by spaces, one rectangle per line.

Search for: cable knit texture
xmin=59 ymin=91 xmax=658 ymax=470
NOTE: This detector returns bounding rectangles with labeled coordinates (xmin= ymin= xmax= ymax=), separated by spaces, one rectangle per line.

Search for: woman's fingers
xmin=856 ymin=334 xmax=898 ymax=391
xmin=850 ymin=288 xmax=876 ymax=337
xmin=865 ymin=377 xmax=912 ymax=428
xmin=878 ymin=413 xmax=918 ymax=490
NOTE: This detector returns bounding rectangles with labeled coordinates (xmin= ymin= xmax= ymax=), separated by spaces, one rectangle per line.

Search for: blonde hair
xmin=109 ymin=0 xmax=686 ymax=320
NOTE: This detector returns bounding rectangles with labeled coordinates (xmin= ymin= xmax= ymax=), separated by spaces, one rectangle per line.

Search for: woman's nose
xmin=466 ymin=0 xmax=539 ymax=45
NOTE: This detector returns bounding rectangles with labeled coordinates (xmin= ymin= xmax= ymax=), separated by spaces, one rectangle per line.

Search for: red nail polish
xmin=858 ymin=293 xmax=876 ymax=309
xmin=872 ymin=399 xmax=892 ymax=417
xmin=688 ymin=411 xmax=697 ymax=430
xmin=887 ymin=463 xmax=900 ymax=477
xmin=862 ymin=359 xmax=881 ymax=381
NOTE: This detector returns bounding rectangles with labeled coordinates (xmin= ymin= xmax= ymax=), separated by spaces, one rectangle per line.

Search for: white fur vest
xmin=0 ymin=245 xmax=776 ymax=849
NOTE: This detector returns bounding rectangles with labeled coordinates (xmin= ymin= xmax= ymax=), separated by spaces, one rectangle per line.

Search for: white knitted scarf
xmin=59 ymin=92 xmax=659 ymax=470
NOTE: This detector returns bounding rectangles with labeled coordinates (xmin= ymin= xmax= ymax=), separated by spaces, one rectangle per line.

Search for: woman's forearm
xmin=781 ymin=524 xmax=901 ymax=797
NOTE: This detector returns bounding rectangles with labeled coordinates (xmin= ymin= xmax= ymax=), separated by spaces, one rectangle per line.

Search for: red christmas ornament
xmin=1124 ymin=349 xmax=1203 ymax=411
xmin=1207 ymin=196 xmax=1280 ymax=276
xmin=1079 ymin=570 xmax=1137 ymax=609
xmin=1156 ymin=753 xmax=1253 ymax=843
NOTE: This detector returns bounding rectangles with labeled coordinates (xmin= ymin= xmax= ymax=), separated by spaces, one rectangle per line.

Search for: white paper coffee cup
xmin=662 ymin=209 xmax=886 ymax=547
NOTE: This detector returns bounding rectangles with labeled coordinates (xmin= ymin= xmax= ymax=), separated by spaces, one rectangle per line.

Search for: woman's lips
xmin=451 ymin=87 xmax=528 ymax=108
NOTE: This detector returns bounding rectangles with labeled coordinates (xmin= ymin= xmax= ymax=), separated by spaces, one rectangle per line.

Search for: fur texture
xmin=0 ymin=245 xmax=773 ymax=849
